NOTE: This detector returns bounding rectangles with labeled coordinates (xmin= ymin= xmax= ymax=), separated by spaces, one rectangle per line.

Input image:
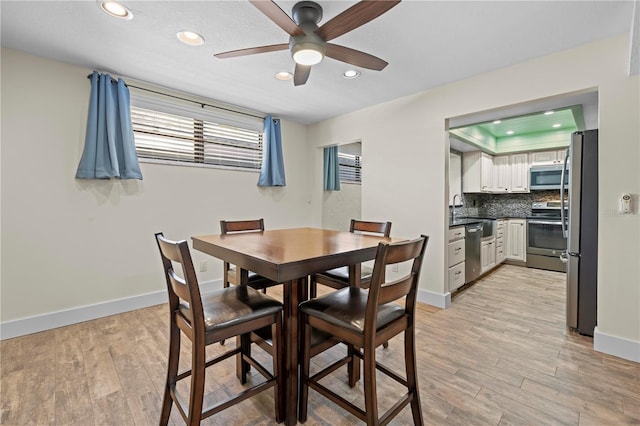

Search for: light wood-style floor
xmin=2 ymin=265 xmax=639 ymax=425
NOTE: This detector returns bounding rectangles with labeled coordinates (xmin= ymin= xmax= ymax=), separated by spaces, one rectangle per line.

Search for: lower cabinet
xmin=496 ymin=219 xmax=506 ymax=264
xmin=448 ymin=261 xmax=465 ymax=292
xmin=506 ymin=219 xmax=526 ymax=262
xmin=448 ymin=226 xmax=466 ymax=292
xmin=481 ymin=237 xmax=496 ymax=274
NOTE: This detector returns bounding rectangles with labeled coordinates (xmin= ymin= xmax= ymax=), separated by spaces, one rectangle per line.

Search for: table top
xmin=192 ymin=227 xmax=401 ymax=283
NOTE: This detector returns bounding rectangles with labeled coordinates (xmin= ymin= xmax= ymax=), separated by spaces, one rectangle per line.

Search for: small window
xmin=130 ymin=96 xmax=263 ymax=171
xmin=338 ymin=146 xmax=362 ymax=184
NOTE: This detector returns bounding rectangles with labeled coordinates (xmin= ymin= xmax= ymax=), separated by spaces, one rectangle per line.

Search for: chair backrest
xmin=350 ymin=219 xmax=392 ymax=237
xmin=364 ymin=235 xmax=428 ymax=333
xmin=220 ymin=219 xmax=265 ymax=234
xmin=155 ymin=232 xmax=204 ymax=333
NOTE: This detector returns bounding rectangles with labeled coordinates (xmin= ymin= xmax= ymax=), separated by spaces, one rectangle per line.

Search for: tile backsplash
xmin=451 ymin=190 xmax=563 ymax=219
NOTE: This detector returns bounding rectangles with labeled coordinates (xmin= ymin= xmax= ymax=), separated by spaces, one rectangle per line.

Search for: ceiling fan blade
xmin=316 ymin=0 xmax=401 ymax=42
xmin=249 ymin=0 xmax=304 ymax=36
xmin=325 ymin=44 xmax=388 ymax=71
xmin=294 ymin=64 xmax=311 ymax=86
xmin=214 ymin=43 xmax=289 ymax=59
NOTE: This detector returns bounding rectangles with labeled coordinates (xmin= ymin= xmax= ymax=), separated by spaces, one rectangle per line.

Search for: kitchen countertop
xmin=449 ymin=216 xmax=528 ymax=227
xmin=449 ymin=218 xmax=483 ymax=227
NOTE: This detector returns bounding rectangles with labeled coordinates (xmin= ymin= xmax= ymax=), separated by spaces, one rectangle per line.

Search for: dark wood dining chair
xmin=309 ymin=219 xmax=392 ymax=298
xmin=298 ymin=235 xmax=429 ymax=425
xmin=155 ymin=233 xmax=284 ymax=425
xmin=220 ymin=219 xmax=280 ymax=293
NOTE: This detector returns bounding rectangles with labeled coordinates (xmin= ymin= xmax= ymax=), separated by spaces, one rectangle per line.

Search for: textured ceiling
xmin=0 ymin=1 xmax=635 ymax=124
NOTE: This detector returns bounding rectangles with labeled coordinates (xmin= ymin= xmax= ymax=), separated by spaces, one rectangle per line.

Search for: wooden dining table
xmin=192 ymin=227 xmax=401 ymax=425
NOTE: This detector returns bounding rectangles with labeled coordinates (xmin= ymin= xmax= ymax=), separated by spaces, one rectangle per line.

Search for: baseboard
xmin=417 ymin=289 xmax=451 ymax=309
xmin=593 ymin=326 xmax=640 ymax=363
xmin=0 ymin=279 xmax=222 ymax=340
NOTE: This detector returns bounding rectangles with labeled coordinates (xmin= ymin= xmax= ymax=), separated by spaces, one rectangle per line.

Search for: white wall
xmin=0 ymin=48 xmax=313 ymax=330
xmin=308 ymin=34 xmax=640 ymax=360
xmin=322 ymin=183 xmax=362 ymax=231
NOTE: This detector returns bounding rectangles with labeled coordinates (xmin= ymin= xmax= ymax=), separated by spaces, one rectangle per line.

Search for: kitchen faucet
xmin=452 ymin=193 xmax=463 ymax=219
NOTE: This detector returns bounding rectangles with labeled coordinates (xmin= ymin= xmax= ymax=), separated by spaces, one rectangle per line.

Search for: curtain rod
xmin=86 ymin=73 xmax=264 ymax=120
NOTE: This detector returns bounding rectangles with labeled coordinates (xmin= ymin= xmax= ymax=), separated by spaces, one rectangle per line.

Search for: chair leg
xmin=309 ymin=276 xmax=317 ymax=299
xmin=160 ymin=321 xmax=180 ymax=426
xmin=363 ymin=343 xmax=379 ymax=426
xmin=236 ymin=333 xmax=251 ymax=383
xmin=298 ymin=318 xmax=312 ymax=423
xmin=347 ymin=343 xmax=361 ymax=387
xmin=405 ymin=326 xmax=424 ymax=426
xmin=383 ymin=341 xmax=389 ymax=349
xmin=187 ymin=340 xmax=206 ymax=426
xmin=221 ymin=271 xmax=229 ymax=346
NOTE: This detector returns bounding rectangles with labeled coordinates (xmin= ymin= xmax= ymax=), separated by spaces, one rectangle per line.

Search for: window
xmin=338 ymin=151 xmax=362 ymax=184
xmin=130 ymin=95 xmax=263 ymax=171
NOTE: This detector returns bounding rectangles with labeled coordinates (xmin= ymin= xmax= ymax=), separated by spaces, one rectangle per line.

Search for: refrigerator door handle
xmin=560 ymin=149 xmax=569 ymax=238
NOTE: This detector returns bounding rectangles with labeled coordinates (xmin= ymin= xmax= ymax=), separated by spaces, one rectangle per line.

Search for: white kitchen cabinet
xmin=496 ymin=219 xmax=506 ymax=264
xmin=492 ymin=155 xmax=510 ymax=193
xmin=463 ymin=151 xmax=493 ymax=193
xmin=448 ymin=262 xmax=465 ymax=292
xmin=448 ymin=226 xmax=466 ymax=292
xmin=506 ymin=219 xmax=526 ymax=262
xmin=481 ymin=238 xmax=496 ymax=273
xmin=530 ymin=150 xmax=558 ymax=164
xmin=448 ymin=239 xmax=465 ymax=267
xmin=510 ymin=153 xmax=530 ymax=193
xmin=556 ymin=148 xmax=568 ymax=163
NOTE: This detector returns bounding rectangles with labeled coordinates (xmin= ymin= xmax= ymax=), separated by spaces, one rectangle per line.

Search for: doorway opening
xmin=321 ymin=141 xmax=362 ymax=231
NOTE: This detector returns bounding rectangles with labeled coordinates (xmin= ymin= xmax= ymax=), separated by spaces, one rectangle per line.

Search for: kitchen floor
xmin=2 ymin=264 xmax=638 ymax=425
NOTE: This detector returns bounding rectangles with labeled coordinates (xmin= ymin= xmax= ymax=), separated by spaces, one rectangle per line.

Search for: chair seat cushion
xmin=320 ymin=265 xmax=373 ymax=282
xmin=299 ymin=287 xmax=404 ymax=334
xmin=179 ymin=286 xmax=282 ymax=334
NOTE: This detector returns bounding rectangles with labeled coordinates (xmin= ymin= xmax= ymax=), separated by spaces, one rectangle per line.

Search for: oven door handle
xmin=528 ymin=220 xmax=563 ymax=226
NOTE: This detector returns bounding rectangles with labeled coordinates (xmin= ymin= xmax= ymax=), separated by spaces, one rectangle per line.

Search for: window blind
xmin=131 ymin=106 xmax=263 ymax=170
xmin=338 ymin=152 xmax=362 ymax=184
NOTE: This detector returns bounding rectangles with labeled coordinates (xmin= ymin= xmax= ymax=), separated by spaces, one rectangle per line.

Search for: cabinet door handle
xmin=455 ymin=271 xmax=462 ymax=275
xmin=454 ymin=247 xmax=461 ymax=252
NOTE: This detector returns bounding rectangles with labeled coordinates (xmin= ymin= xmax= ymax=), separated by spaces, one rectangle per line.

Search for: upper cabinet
xmin=462 ymin=151 xmax=493 ymax=193
xmin=492 ymin=155 xmax=510 ymax=193
xmin=510 ymin=153 xmax=529 ymax=192
xmin=463 ymin=151 xmax=530 ymax=194
xmin=530 ymin=149 xmax=568 ymax=165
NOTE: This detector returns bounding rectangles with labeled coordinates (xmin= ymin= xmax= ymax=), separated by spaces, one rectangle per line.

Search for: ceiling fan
xmin=214 ymin=0 xmax=401 ymax=86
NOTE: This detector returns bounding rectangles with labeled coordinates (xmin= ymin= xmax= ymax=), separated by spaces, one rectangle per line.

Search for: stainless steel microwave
xmin=530 ymin=164 xmax=569 ymax=190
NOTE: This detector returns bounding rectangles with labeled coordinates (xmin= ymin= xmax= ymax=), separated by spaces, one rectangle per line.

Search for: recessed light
xmin=343 ymin=69 xmax=360 ymax=79
xmin=177 ymin=31 xmax=204 ymax=46
xmin=493 ymin=120 xmax=501 ymax=124
xmin=275 ymin=71 xmax=293 ymax=81
xmin=544 ymin=111 xmax=554 ymax=115
xmin=552 ymin=123 xmax=561 ymax=128
xmin=506 ymin=130 xmax=514 ymax=135
xmin=99 ymin=1 xmax=133 ymax=20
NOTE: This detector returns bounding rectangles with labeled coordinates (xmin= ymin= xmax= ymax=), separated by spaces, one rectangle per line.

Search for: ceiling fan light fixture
xmin=292 ymin=42 xmax=324 ymax=66
xmin=99 ymin=1 xmax=133 ymax=20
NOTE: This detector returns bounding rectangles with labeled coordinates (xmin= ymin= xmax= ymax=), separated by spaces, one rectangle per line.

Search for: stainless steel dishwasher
xmin=465 ymin=222 xmax=483 ymax=283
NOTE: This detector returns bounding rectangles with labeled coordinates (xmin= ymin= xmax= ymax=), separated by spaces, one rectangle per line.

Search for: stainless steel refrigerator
xmin=560 ymin=129 xmax=598 ymax=336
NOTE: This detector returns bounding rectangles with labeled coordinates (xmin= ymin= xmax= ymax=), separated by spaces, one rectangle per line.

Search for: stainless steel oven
xmin=526 ymin=201 xmax=567 ymax=272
